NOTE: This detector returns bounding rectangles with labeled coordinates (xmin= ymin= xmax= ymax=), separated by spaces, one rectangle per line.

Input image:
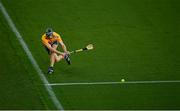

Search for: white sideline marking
xmin=46 ymin=80 xmax=180 ymax=86
xmin=0 ymin=2 xmax=64 ymax=110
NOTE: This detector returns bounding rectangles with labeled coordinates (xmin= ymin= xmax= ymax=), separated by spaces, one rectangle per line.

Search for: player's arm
xmin=55 ymin=33 xmax=69 ymax=54
xmin=43 ymin=41 xmax=64 ymax=55
xmin=59 ymin=41 xmax=68 ymax=53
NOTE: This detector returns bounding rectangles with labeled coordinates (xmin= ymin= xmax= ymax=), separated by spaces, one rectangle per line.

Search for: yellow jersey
xmin=41 ymin=32 xmax=62 ymax=45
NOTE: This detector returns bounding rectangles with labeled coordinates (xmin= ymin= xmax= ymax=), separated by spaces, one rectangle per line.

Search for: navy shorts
xmin=44 ymin=41 xmax=58 ymax=55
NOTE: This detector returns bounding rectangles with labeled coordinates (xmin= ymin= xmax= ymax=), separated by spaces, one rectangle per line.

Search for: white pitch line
xmin=46 ymin=80 xmax=180 ymax=86
xmin=0 ymin=2 xmax=64 ymax=110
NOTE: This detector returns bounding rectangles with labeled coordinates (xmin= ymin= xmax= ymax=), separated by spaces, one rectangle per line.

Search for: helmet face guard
xmin=46 ymin=28 xmax=53 ymax=38
xmin=46 ymin=32 xmax=53 ymax=38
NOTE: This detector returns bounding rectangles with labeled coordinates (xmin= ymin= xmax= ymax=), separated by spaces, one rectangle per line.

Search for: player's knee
xmin=50 ymin=53 xmax=56 ymax=57
xmin=56 ymin=55 xmax=63 ymax=62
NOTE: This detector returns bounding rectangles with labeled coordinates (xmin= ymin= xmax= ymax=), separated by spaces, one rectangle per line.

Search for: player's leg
xmin=43 ymin=45 xmax=54 ymax=74
xmin=47 ymin=41 xmax=70 ymax=74
xmin=48 ymin=43 xmax=59 ymax=74
xmin=50 ymin=53 xmax=56 ymax=67
xmin=48 ymin=53 xmax=64 ymax=74
xmin=52 ymin=43 xmax=71 ymax=65
xmin=49 ymin=43 xmax=59 ymax=66
xmin=53 ymin=53 xmax=64 ymax=62
xmin=51 ymin=52 xmax=64 ymax=63
xmin=48 ymin=53 xmax=55 ymax=74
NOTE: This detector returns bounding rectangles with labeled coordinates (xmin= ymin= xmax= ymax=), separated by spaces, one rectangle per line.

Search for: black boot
xmin=48 ymin=66 xmax=54 ymax=74
xmin=64 ymin=54 xmax=71 ymax=65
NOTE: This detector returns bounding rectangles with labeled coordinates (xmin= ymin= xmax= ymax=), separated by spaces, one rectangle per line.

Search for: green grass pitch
xmin=0 ymin=0 xmax=180 ymax=109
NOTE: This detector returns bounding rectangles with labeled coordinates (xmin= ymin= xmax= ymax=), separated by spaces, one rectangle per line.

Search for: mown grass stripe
xmin=0 ymin=1 xmax=64 ymax=110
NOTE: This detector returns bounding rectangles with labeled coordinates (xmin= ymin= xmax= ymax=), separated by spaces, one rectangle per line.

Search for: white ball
xmin=121 ymin=79 xmax=125 ymax=82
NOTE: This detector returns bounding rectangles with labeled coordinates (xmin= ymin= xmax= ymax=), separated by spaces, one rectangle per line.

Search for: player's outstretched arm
xmin=59 ymin=41 xmax=69 ymax=54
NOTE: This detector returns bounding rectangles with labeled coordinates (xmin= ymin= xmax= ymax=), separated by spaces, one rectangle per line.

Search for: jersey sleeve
xmin=41 ymin=34 xmax=49 ymax=45
xmin=54 ymin=32 xmax=63 ymax=42
xmin=57 ymin=37 xmax=62 ymax=42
